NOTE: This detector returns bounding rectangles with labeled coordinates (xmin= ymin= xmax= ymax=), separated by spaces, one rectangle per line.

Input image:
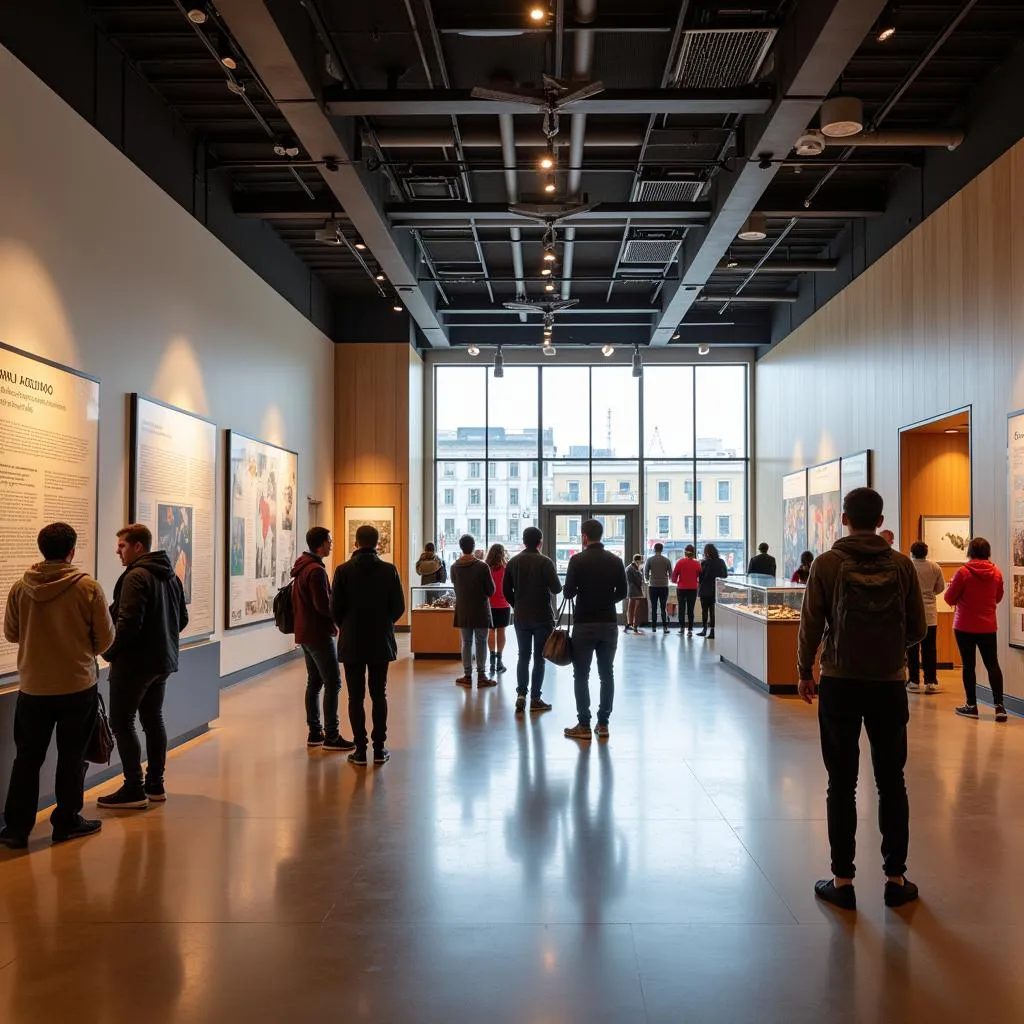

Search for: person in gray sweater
xmin=644 ymin=543 xmax=674 ymax=634
xmin=451 ymin=534 xmax=495 ymax=688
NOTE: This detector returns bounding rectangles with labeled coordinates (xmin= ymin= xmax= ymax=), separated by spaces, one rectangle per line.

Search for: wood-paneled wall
xmin=756 ymin=136 xmax=1024 ymax=699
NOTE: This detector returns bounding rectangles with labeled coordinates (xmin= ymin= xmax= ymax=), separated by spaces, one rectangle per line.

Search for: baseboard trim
xmin=976 ymin=685 xmax=1023 ymax=716
xmin=220 ymin=648 xmax=302 ymax=691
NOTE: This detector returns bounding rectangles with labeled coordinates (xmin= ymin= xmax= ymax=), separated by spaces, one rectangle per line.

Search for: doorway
xmin=899 ymin=407 xmax=972 ymax=669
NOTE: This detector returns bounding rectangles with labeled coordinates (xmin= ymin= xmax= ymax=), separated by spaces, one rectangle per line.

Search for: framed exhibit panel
xmin=840 ymin=450 xmax=871 ymax=496
xmin=807 ymin=459 xmax=841 ymax=558
xmin=0 ymin=342 xmax=100 ymax=677
xmin=226 ymin=430 xmax=298 ymax=629
xmin=129 ymin=395 xmax=216 ymax=641
xmin=920 ymin=516 xmax=970 ymax=564
xmin=344 ymin=506 xmax=395 ymax=563
xmin=781 ymin=470 xmax=806 ymax=580
xmin=1009 ymin=410 xmax=1024 ymax=647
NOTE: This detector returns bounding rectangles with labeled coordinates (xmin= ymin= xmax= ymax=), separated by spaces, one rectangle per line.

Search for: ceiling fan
xmin=502 ymin=298 xmax=580 ymax=315
xmin=507 ymin=201 xmax=595 ymax=224
xmin=471 ymin=74 xmax=605 ymax=138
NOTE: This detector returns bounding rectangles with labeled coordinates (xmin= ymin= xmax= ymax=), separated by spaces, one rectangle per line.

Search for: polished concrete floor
xmin=1 ymin=633 xmax=1023 ymax=1022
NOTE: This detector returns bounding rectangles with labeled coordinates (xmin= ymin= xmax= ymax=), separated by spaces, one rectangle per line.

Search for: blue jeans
xmin=514 ymin=621 xmax=553 ymax=700
xmin=302 ymin=638 xmax=342 ymax=739
xmin=461 ymin=627 xmax=488 ymax=677
xmin=571 ymin=622 xmax=618 ymax=726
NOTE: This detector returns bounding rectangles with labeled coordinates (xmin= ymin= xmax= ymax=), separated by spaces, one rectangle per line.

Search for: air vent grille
xmin=407 ymin=176 xmax=462 ymax=200
xmin=674 ymin=28 xmax=776 ymax=89
xmin=636 ymin=179 xmax=704 ymax=203
xmin=622 ymin=228 xmax=685 ymax=266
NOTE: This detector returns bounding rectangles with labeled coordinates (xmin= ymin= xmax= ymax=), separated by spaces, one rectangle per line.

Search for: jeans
xmin=461 ymin=627 xmax=488 ymax=677
xmin=109 ymin=672 xmax=169 ymax=792
xmin=344 ymin=662 xmax=389 ymax=751
xmin=3 ymin=687 xmax=98 ymax=837
xmin=907 ymin=624 xmax=937 ymax=685
xmin=571 ymin=622 xmax=618 ymax=726
xmin=678 ymin=589 xmax=697 ymax=630
xmin=818 ymin=677 xmax=910 ymax=879
xmin=700 ymin=596 xmax=716 ymax=630
xmin=514 ymin=621 xmax=553 ymax=700
xmin=649 ymin=586 xmax=669 ymax=628
xmin=954 ymin=630 xmax=1004 ymax=705
xmin=302 ymin=638 xmax=342 ymax=739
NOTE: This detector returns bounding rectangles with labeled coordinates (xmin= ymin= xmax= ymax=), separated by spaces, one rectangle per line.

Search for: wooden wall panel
xmin=899 ymin=433 xmax=970 ymax=547
xmin=756 ymin=138 xmax=1024 ymax=699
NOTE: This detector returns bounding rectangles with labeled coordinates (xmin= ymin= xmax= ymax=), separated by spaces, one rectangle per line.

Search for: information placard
xmin=130 ymin=395 xmax=216 ymax=641
xmin=782 ymin=469 xmax=806 ymax=580
xmin=1008 ymin=410 xmax=1024 ymax=648
xmin=226 ymin=430 xmax=298 ymax=629
xmin=807 ymin=459 xmax=842 ymax=558
xmin=0 ymin=343 xmax=99 ymax=677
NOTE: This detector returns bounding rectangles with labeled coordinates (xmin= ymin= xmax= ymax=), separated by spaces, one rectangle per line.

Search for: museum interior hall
xmin=3 ymin=1 xmax=1024 ymax=1021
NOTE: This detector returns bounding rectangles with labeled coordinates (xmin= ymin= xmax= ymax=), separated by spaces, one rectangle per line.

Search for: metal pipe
xmin=825 ymin=130 xmax=963 ymax=149
xmin=700 ymin=293 xmax=798 ymax=304
xmin=499 ymin=114 xmax=528 ymax=309
xmin=717 ymin=217 xmax=799 ymax=314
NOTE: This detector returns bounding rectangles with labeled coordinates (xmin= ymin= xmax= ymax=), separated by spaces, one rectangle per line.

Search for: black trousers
xmin=907 ymin=624 xmax=938 ymax=685
xmin=344 ymin=662 xmax=389 ymax=750
xmin=109 ymin=672 xmax=169 ymax=792
xmin=818 ymin=678 xmax=910 ymax=879
xmin=3 ymin=686 xmax=98 ymax=838
xmin=649 ymin=586 xmax=669 ymax=628
xmin=954 ymin=630 xmax=1004 ymax=705
xmin=700 ymin=596 xmax=716 ymax=630
xmin=678 ymin=589 xmax=697 ymax=630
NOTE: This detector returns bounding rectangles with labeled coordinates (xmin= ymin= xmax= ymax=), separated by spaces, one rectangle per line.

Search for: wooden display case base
xmin=410 ymin=608 xmax=462 ymax=659
xmin=715 ymin=605 xmax=813 ymax=695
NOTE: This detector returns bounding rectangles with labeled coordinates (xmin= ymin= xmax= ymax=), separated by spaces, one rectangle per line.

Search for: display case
xmin=410 ymin=584 xmax=462 ymax=658
xmin=714 ymin=576 xmax=812 ymax=693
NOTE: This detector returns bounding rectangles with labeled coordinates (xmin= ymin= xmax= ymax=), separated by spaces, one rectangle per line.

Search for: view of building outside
xmin=433 ymin=363 xmax=748 ymax=570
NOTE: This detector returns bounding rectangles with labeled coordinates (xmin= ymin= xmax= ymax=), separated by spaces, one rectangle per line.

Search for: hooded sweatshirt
xmin=3 ymin=561 xmax=115 ymax=696
xmin=416 ymin=552 xmax=447 ymax=586
xmin=291 ymin=551 xmax=336 ymax=645
xmin=944 ymin=558 xmax=1004 ymax=633
xmin=451 ymin=553 xmax=494 ymax=629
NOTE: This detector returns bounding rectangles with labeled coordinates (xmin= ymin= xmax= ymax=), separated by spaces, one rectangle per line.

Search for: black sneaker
xmin=884 ymin=878 xmax=919 ymax=908
xmin=995 ymin=704 xmax=1008 ymax=722
xmin=97 ymin=787 xmax=149 ymax=810
xmin=663 ymin=628 xmax=670 ymax=635
xmin=515 ymin=695 xmax=526 ymax=714
xmin=323 ymin=735 xmax=357 ymax=752
xmin=347 ymin=749 xmax=368 ymax=766
xmin=623 ymin=625 xmax=632 ymax=633
xmin=52 ymin=817 xmax=103 ymax=844
xmin=144 ymin=782 xmax=167 ymax=803
xmin=814 ymin=879 xmax=856 ymax=910
xmin=530 ymin=699 xmax=552 ymax=713
xmin=0 ymin=827 xmax=28 ymax=850
xmin=696 ymin=630 xmax=707 ymax=637
xmin=307 ymin=729 xmax=325 ymax=747
xmin=496 ymin=658 xmax=508 ymax=673
xmin=955 ymin=704 xmax=979 ymax=719
xmin=373 ymin=748 xmax=391 ymax=765
xmin=707 ymin=630 xmax=715 ymax=639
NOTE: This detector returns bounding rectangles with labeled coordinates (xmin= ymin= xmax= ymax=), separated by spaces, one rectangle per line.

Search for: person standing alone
xmin=644 ymin=543 xmax=673 ymax=635
xmin=331 ymin=524 xmax=405 ymax=766
xmin=451 ymin=534 xmax=496 ymax=688
xmin=907 ymin=541 xmax=946 ymax=695
xmin=99 ymin=524 xmax=188 ymax=809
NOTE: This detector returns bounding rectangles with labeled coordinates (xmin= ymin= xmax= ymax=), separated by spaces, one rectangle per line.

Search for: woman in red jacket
xmin=671 ymin=545 xmax=700 ymax=636
xmin=486 ymin=544 xmax=511 ymax=675
xmin=944 ymin=536 xmax=1006 ymax=721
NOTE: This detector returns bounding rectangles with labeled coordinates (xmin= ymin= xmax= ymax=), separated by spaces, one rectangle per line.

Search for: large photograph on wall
xmin=1010 ymin=410 xmax=1024 ymax=648
xmin=226 ymin=430 xmax=298 ymax=629
xmin=807 ymin=459 xmax=842 ymax=559
xmin=129 ymin=395 xmax=216 ymax=641
xmin=782 ymin=469 xmax=807 ymax=580
xmin=343 ymin=506 xmax=394 ymax=563
xmin=840 ymin=450 xmax=871 ymax=496
xmin=0 ymin=342 xmax=99 ymax=676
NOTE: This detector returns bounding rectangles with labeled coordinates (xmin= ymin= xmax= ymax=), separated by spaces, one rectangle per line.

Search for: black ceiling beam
xmin=435 ymin=14 xmax=675 ymax=35
xmin=234 ymin=194 xmax=344 ymax=218
xmin=446 ymin=324 xmax=766 ymax=348
xmin=322 ymin=88 xmax=772 ymax=118
xmin=757 ymin=186 xmax=888 ymax=218
xmin=650 ymin=0 xmax=889 ymax=345
xmin=387 ymin=202 xmax=710 ymax=226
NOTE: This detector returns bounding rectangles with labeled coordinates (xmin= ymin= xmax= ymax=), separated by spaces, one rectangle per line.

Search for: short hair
xmin=355 ymin=524 xmax=379 ymax=548
xmin=910 ymin=541 xmax=928 ymax=559
xmin=632 ymin=553 xmax=642 ymax=563
xmin=758 ymin=542 xmax=769 ymax=554
xmin=800 ymin=550 xmax=814 ymax=565
xmin=117 ymin=523 xmax=152 ymax=550
xmin=459 ymin=534 xmax=475 ymax=554
xmin=843 ymin=487 xmax=884 ymax=531
xmin=685 ymin=545 xmax=695 ymax=557
xmin=425 ymin=542 xmax=436 ymax=553
xmin=581 ymin=518 xmax=604 ymax=542
xmin=654 ymin=542 xmax=664 ymax=553
xmin=306 ymin=526 xmax=330 ymax=551
xmin=38 ymin=522 xmax=77 ymax=561
xmin=522 ymin=526 xmax=542 ymax=549
xmin=968 ymin=536 xmax=991 ymax=560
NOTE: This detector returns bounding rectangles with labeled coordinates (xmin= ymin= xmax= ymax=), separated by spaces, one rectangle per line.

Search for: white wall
xmin=0 ymin=46 xmax=334 ymax=676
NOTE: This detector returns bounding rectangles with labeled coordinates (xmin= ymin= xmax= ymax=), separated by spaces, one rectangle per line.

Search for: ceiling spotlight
xmin=877 ymin=24 xmax=896 ymax=42
xmin=671 ymin=332 xmax=680 ymax=341
xmin=794 ymin=130 xmax=826 ymax=157
xmin=467 ymin=344 xmax=480 ymax=357
xmin=820 ymin=95 xmax=864 ymax=138
xmin=314 ymin=221 xmax=344 ymax=245
xmin=601 ymin=344 xmax=614 ymax=357
xmin=529 ymin=6 xmax=546 ymax=23
xmin=543 ymin=249 xmax=557 ymax=263
xmin=539 ymin=154 xmax=554 ymax=170
xmin=541 ymin=267 xmax=552 ymax=276
xmin=375 ymin=272 xmax=386 ymax=282
xmin=544 ymin=283 xmax=555 ymax=292
xmin=215 ymin=35 xmax=238 ymax=71
xmin=354 ymin=237 xmax=367 ymax=251
xmin=186 ymin=4 xmax=209 ymax=24
xmin=493 ymin=347 xmax=504 ymax=378
xmin=543 ymin=180 xmax=557 ymax=194
xmin=697 ymin=343 xmax=710 ymax=356
xmin=631 ymin=345 xmax=642 ymax=379
xmin=737 ymin=212 xmax=767 ymax=242
xmin=273 ymin=138 xmax=300 ymax=158
xmin=944 ymin=428 xmax=959 ymax=435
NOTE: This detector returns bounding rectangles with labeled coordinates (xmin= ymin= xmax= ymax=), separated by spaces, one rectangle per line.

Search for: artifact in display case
xmin=716 ymin=576 xmax=805 ymax=622
xmin=412 ymin=584 xmax=456 ymax=610
xmin=410 ymin=584 xmax=461 ymax=657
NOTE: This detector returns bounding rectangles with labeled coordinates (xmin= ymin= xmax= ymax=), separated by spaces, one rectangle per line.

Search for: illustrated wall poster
xmin=920 ymin=516 xmax=970 ymax=564
xmin=840 ymin=450 xmax=871 ymax=497
xmin=226 ymin=430 xmax=298 ymax=629
xmin=130 ymin=395 xmax=216 ymax=641
xmin=344 ymin=506 xmax=395 ymax=564
xmin=0 ymin=343 xmax=100 ymax=677
xmin=781 ymin=470 xmax=807 ymax=580
xmin=807 ymin=459 xmax=842 ymax=558
xmin=1009 ymin=410 xmax=1024 ymax=647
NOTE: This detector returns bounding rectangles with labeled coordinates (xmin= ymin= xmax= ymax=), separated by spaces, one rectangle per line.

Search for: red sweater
xmin=291 ymin=553 xmax=337 ymax=644
xmin=489 ymin=565 xmax=510 ymax=609
xmin=671 ymin=558 xmax=700 ymax=590
xmin=944 ymin=559 xmax=1003 ymax=633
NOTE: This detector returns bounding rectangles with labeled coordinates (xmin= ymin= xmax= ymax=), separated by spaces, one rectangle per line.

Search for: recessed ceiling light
xmin=877 ymin=24 xmax=896 ymax=42
xmin=392 ymin=303 xmax=403 ymax=312
xmin=375 ymin=273 xmax=386 ymax=282
xmin=543 ymin=250 xmax=557 ymax=263
xmin=697 ymin=343 xmax=710 ymax=356
xmin=186 ymin=5 xmax=208 ymax=25
xmin=544 ymin=283 xmax=555 ymax=292
xmin=467 ymin=344 xmax=480 ymax=357
xmin=601 ymin=344 xmax=614 ymax=357
xmin=354 ymin=237 xmax=367 ymax=251
xmin=541 ymin=267 xmax=552 ymax=276
xmin=944 ymin=428 xmax=959 ymax=435
xmin=671 ymin=332 xmax=680 ymax=341
xmin=539 ymin=155 xmax=554 ymax=170
xmin=543 ymin=181 xmax=556 ymax=194
xmin=215 ymin=36 xmax=238 ymax=71
xmin=726 ymin=258 xmax=739 ymax=269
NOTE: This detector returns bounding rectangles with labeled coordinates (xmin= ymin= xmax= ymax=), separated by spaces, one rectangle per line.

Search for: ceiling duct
xmin=636 ymin=176 xmax=705 ymax=204
xmin=406 ymin=176 xmax=462 ymax=200
xmin=673 ymin=28 xmax=777 ymax=89
xmin=622 ymin=227 xmax=685 ymax=265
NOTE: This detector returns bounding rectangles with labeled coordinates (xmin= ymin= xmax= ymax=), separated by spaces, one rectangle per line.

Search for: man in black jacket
xmin=747 ymin=542 xmax=777 ymax=577
xmin=563 ymin=520 xmax=627 ymax=741
xmin=99 ymin=523 xmax=188 ymax=808
xmin=331 ymin=525 xmax=406 ymax=766
xmin=503 ymin=526 xmax=562 ymax=714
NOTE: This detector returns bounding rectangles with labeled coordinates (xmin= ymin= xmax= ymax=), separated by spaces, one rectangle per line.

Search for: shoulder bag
xmin=543 ymin=596 xmax=575 ymax=666
xmin=86 ymin=691 xmax=115 ymax=765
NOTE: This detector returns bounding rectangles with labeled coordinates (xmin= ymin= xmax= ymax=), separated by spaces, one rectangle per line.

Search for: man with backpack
xmin=797 ymin=487 xmax=927 ymax=911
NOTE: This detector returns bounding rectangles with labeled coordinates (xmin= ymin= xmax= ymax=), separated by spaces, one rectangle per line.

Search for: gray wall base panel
xmin=219 ymin=647 xmax=301 ymax=691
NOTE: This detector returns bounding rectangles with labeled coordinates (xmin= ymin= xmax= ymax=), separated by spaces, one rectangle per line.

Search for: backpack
xmin=831 ymin=550 xmax=906 ymax=677
xmin=273 ymin=581 xmax=295 ymax=634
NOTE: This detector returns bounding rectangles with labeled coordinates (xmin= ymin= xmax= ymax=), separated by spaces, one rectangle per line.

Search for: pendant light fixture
xmin=493 ymin=346 xmax=504 ymax=378
xmin=631 ymin=345 xmax=642 ymax=379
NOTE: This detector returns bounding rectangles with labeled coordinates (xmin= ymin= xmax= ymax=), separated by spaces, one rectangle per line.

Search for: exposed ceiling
xmin=83 ymin=0 xmax=1024 ymax=350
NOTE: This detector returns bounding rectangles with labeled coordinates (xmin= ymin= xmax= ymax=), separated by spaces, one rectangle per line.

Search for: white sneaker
xmin=907 ymin=681 xmax=921 ymax=693
xmin=925 ymin=683 xmax=940 ymax=695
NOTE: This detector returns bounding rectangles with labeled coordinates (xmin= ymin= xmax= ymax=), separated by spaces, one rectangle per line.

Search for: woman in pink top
xmin=671 ymin=545 xmax=701 ymax=636
xmin=944 ymin=536 xmax=1006 ymax=721
xmin=486 ymin=544 xmax=510 ymax=675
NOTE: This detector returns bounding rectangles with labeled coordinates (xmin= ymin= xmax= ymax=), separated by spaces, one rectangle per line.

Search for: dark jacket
xmin=104 ymin=551 xmax=188 ymax=679
xmin=331 ymin=548 xmax=405 ymax=663
xmin=626 ymin=563 xmax=645 ymax=599
xmin=503 ymin=548 xmax=562 ymax=624
xmin=747 ymin=552 xmax=777 ymax=577
xmin=698 ymin=556 xmax=729 ymax=598
xmin=291 ymin=552 xmax=336 ymax=645
xmin=451 ymin=554 xmax=495 ymax=629
xmin=564 ymin=543 xmax=628 ymax=624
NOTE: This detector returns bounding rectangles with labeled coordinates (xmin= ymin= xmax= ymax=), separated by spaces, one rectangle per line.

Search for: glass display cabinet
xmin=715 ymin=577 xmax=805 ymax=622
xmin=410 ymin=584 xmax=462 ymax=658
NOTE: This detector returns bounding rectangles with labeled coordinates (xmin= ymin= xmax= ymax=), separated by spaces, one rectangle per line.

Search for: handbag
xmin=543 ymin=596 xmax=574 ymax=666
xmin=86 ymin=691 xmax=115 ymax=765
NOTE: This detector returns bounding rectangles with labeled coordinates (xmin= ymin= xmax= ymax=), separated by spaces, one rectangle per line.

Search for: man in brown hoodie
xmin=0 ymin=522 xmax=114 ymax=849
